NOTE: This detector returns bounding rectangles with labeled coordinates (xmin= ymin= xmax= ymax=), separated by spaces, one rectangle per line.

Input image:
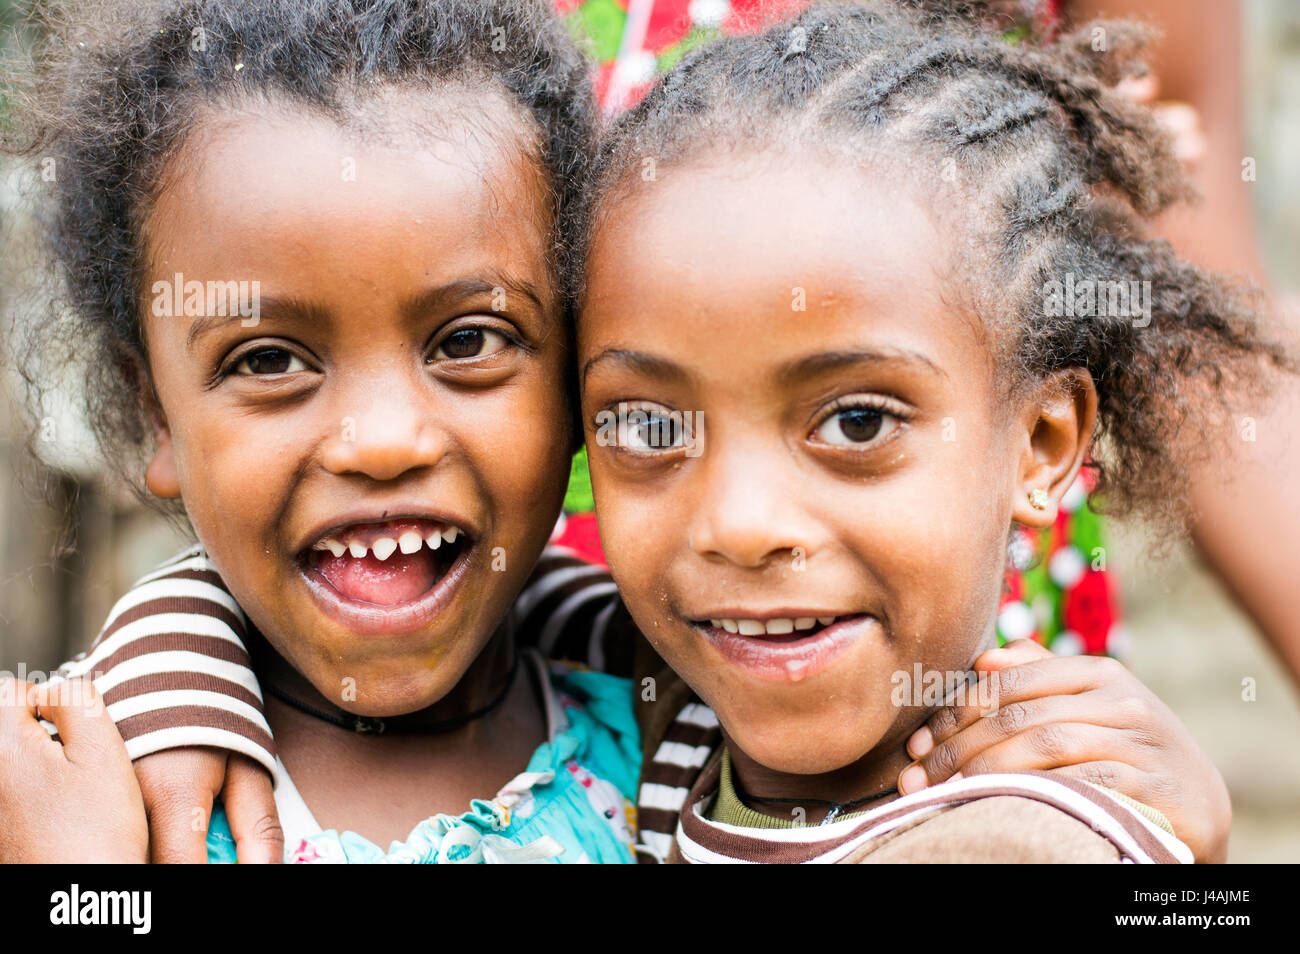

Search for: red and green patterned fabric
xmin=548 ymin=0 xmax=1125 ymax=658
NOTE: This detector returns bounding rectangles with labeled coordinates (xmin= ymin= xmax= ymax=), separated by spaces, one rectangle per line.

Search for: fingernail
xmin=899 ymin=763 xmax=928 ymax=795
xmin=907 ymin=726 xmax=934 ymax=758
xmin=950 ymin=771 xmax=964 ymax=783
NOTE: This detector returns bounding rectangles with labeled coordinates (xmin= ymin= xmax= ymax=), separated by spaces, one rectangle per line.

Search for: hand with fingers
xmin=896 ymin=639 xmax=1232 ymax=864
xmin=133 ymin=748 xmax=284 ymax=864
xmin=0 ymin=676 xmax=282 ymax=863
xmin=0 ymin=677 xmax=148 ymax=863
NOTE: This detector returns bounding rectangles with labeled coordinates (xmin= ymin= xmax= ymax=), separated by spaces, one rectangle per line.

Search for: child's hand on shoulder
xmin=133 ymin=749 xmax=283 ymax=864
xmin=899 ymin=640 xmax=1231 ymax=863
xmin=0 ymin=677 xmax=147 ymax=863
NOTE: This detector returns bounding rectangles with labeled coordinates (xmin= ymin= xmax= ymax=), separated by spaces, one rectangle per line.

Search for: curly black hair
xmin=3 ymin=0 xmax=594 ymax=484
xmin=579 ymin=0 xmax=1291 ymax=526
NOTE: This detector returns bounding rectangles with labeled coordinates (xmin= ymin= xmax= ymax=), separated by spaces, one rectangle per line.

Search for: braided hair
xmin=580 ymin=1 xmax=1290 ymax=525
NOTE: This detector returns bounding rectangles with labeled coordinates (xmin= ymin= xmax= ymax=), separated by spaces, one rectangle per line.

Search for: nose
xmin=688 ymin=437 xmax=814 ymax=569
xmin=319 ymin=369 xmax=448 ymax=482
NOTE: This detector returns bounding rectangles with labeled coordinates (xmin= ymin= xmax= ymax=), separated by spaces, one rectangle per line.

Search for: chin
xmin=288 ymin=636 xmax=465 ymax=716
xmin=726 ymin=710 xmax=889 ymax=776
xmin=336 ymin=665 xmax=459 ymax=717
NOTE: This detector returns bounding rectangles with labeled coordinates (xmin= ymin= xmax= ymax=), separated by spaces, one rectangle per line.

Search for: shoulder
xmin=56 ymin=545 xmax=274 ymax=770
xmin=531 ymin=654 xmax=640 ymax=801
xmin=838 ymin=773 xmax=1192 ymax=865
xmin=62 ymin=544 xmax=247 ymax=679
xmin=61 ymin=545 xmax=248 ymax=681
xmin=541 ymin=655 xmax=637 ymax=745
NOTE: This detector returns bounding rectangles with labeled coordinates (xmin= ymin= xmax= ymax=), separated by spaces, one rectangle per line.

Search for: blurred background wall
xmin=1 ymin=0 xmax=1297 ymax=861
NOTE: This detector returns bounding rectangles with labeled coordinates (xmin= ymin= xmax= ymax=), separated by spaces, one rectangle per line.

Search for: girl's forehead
xmin=586 ymin=154 xmax=951 ymax=318
xmin=146 ymin=103 xmax=556 ymax=283
xmin=177 ymin=87 xmax=546 ymax=201
xmin=578 ymin=153 xmax=995 ymax=390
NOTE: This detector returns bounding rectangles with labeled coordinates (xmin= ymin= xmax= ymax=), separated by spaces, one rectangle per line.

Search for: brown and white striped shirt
xmin=669 ymin=759 xmax=1193 ymax=864
xmin=50 ymin=544 xmax=1186 ymax=864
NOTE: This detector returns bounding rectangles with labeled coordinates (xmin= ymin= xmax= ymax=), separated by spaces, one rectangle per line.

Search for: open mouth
xmin=301 ymin=519 xmax=470 ymax=608
xmin=701 ymin=616 xmax=846 ymax=640
xmin=692 ymin=613 xmax=875 ymax=682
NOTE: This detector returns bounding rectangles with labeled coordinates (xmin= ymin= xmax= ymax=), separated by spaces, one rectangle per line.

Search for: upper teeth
xmin=313 ymin=525 xmax=462 ymax=561
xmin=707 ymin=616 xmax=839 ymax=635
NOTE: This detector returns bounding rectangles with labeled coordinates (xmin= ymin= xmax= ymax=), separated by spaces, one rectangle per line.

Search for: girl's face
xmin=141 ymin=96 xmax=572 ymax=716
xmin=581 ymin=155 xmax=1082 ymax=776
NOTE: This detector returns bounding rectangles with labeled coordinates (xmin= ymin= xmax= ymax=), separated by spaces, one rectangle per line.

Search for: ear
xmin=1010 ymin=369 xmax=1098 ymax=529
xmin=142 ymin=388 xmax=181 ymax=500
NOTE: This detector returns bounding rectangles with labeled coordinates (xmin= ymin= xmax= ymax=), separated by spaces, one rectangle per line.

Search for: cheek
xmin=586 ymin=457 xmax=672 ymax=605
xmin=470 ymin=366 xmax=572 ymax=525
xmin=828 ymin=434 xmax=1014 ymax=639
xmin=167 ymin=412 xmax=306 ymax=579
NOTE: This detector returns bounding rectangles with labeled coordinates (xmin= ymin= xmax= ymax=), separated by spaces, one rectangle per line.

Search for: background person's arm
xmin=1075 ymin=0 xmax=1300 ymax=683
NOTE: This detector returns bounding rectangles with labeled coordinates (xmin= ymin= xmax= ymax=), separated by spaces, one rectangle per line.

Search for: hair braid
xmin=581 ymin=1 xmax=1291 ymax=526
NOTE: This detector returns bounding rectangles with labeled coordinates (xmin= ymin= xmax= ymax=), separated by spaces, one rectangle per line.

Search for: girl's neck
xmin=723 ymin=719 xmax=919 ymax=824
xmin=255 ymin=627 xmax=547 ymax=846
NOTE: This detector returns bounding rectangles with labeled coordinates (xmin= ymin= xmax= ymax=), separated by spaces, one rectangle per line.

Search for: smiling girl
xmin=568 ymin=1 xmax=1287 ymax=861
xmin=1 ymin=0 xmax=641 ymax=863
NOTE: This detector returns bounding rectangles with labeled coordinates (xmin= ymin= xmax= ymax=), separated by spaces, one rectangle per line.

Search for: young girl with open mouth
xmin=0 ymin=0 xmax=643 ymax=863
xmin=0 ymin=1 xmax=1253 ymax=863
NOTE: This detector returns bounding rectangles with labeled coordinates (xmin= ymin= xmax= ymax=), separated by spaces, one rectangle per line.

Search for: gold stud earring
xmin=1028 ymin=488 xmax=1049 ymax=511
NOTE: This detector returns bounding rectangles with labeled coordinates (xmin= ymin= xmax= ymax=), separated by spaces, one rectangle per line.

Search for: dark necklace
xmin=263 ymin=649 xmax=521 ymax=736
xmin=734 ymin=775 xmax=899 ymax=825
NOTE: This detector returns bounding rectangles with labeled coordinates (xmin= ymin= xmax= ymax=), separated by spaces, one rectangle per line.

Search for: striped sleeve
xmin=633 ymin=695 xmax=723 ymax=863
xmin=511 ymin=545 xmax=719 ymax=863
xmin=672 ymin=769 xmax=1193 ymax=865
xmin=510 ymin=546 xmax=637 ymax=677
xmin=50 ymin=545 xmax=277 ymax=777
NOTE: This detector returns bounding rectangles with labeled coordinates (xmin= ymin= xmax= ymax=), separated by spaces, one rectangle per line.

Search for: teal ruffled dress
xmin=205 ymin=655 xmax=640 ymax=864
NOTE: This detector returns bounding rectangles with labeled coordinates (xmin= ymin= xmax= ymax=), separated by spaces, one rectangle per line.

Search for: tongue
xmin=316 ymin=548 xmax=440 ymax=605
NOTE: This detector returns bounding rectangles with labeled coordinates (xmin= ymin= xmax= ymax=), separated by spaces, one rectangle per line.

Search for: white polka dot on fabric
xmin=689 ymin=0 xmax=731 ymax=27
xmin=1051 ymin=630 xmax=1084 ymax=656
xmin=614 ymin=50 xmax=657 ymax=85
xmin=1107 ymin=623 xmax=1131 ymax=659
xmin=1060 ymin=475 xmax=1087 ymax=513
xmin=1049 ymin=545 xmax=1087 ymax=587
xmin=997 ymin=601 xmax=1035 ymax=641
xmin=1007 ymin=533 xmax=1036 ymax=571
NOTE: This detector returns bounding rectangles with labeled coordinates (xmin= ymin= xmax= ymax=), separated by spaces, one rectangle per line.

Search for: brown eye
xmin=233 ymin=347 xmax=305 ymax=375
xmin=432 ymin=327 xmax=508 ymax=361
xmin=836 ymin=408 xmax=883 ymax=443
xmin=811 ymin=405 xmax=900 ymax=448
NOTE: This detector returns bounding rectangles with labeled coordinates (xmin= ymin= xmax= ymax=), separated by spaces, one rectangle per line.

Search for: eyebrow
xmin=400 ymin=275 xmax=546 ymax=321
xmin=581 ymin=349 xmax=691 ymax=385
xmin=776 ymin=349 xmax=948 ymax=387
xmin=185 ymin=274 xmax=547 ymax=348
xmin=186 ymin=296 xmax=328 ymax=349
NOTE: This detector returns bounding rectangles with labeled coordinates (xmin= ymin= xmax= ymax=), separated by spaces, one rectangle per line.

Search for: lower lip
xmin=699 ymin=616 xmax=878 ymax=682
xmin=299 ymin=543 xmax=473 ymax=637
